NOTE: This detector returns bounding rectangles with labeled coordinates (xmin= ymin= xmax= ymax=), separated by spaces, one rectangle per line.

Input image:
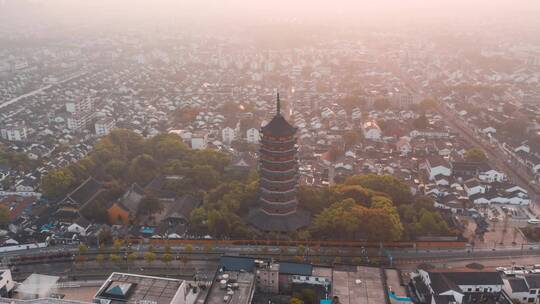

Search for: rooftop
xmin=94 ymin=272 xmax=185 ymax=304
xmin=204 ymin=271 xmax=255 ymax=304
xmin=15 ymin=274 xmax=59 ymax=299
xmin=331 ymin=266 xmax=386 ymax=304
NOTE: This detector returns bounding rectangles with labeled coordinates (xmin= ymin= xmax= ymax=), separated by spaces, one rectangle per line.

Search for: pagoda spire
xmin=276 ymin=91 xmax=281 ymax=115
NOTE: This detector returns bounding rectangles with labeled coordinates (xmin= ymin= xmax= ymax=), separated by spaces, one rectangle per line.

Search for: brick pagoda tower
xmin=248 ymin=93 xmax=310 ymax=231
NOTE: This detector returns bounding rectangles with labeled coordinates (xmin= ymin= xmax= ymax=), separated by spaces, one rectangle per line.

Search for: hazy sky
xmin=1 ymin=0 xmax=539 ymax=37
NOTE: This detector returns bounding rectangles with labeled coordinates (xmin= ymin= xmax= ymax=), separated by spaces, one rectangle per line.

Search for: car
xmin=527 ymin=219 xmax=540 ymax=225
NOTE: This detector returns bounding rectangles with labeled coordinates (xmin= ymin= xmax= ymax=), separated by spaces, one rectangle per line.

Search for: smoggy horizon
xmin=2 ymin=0 xmax=540 ymax=37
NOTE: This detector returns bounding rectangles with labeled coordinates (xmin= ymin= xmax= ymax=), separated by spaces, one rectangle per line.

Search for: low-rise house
xmin=464 ymin=179 xmax=486 ymax=197
xmin=503 ymin=274 xmax=540 ymax=304
xmin=396 ymin=136 xmax=412 ymax=155
xmin=478 ymin=169 xmax=506 ymax=183
xmin=426 ymin=156 xmax=452 ymax=180
xmin=67 ymin=217 xmax=92 ymax=236
xmin=411 ymin=269 xmax=509 ymax=304
xmin=362 ymin=120 xmax=382 ymax=141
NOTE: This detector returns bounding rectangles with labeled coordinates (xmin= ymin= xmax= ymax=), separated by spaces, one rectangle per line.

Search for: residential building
xmin=426 ymin=156 xmax=452 ymax=180
xmin=363 ymin=120 xmax=382 ymax=140
xmin=411 ymin=269 xmax=509 ymax=304
xmin=191 ymin=131 xmax=208 ymax=150
xmin=0 ymin=121 xmax=28 ymax=141
xmin=503 ymin=274 xmax=540 ymax=304
xmin=94 ymin=117 xmax=115 ymax=137
xmin=246 ymin=127 xmax=260 ymax=144
xmin=94 ymin=272 xmax=191 ymax=304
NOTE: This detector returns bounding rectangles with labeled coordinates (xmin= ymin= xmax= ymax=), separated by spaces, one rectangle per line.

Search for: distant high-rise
xmin=248 ymin=93 xmax=310 ymax=231
xmin=66 ymin=98 xmax=95 ymax=131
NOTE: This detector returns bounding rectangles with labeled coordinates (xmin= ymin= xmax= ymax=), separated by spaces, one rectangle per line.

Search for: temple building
xmin=248 ymin=93 xmax=310 ymax=231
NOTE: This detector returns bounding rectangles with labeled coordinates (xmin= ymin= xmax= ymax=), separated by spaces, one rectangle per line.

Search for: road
xmin=0 ymin=71 xmax=87 ymax=110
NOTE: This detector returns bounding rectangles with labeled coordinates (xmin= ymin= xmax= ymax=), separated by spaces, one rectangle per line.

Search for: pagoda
xmin=248 ymin=93 xmax=310 ymax=231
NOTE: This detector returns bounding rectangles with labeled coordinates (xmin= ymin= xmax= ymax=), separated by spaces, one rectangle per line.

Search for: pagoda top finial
xmin=276 ymin=91 xmax=281 ymax=115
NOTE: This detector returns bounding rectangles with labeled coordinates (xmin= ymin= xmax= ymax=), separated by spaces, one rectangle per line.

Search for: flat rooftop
xmin=332 ymin=266 xmax=386 ymax=304
xmin=205 ymin=271 xmax=255 ymax=304
xmin=15 ymin=274 xmax=59 ymax=299
xmin=94 ymin=272 xmax=184 ymax=304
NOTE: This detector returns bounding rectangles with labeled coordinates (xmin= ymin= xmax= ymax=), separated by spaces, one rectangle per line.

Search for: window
xmin=476 ymin=288 xmax=480 ymax=292
xmin=528 ymin=299 xmax=535 ymax=303
xmin=531 ymin=290 xmax=537 ymax=295
xmin=468 ymin=288 xmax=472 ymax=292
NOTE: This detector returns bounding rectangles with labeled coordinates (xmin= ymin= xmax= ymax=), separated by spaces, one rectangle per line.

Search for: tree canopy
xmin=0 ymin=205 xmax=10 ymax=225
xmin=464 ymin=148 xmax=487 ymax=163
xmin=41 ymin=168 xmax=75 ymax=199
xmin=344 ymin=174 xmax=413 ymax=205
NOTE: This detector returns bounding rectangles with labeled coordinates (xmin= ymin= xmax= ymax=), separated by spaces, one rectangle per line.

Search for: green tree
xmin=78 ymin=244 xmax=88 ymax=255
xmin=41 ymin=168 xmax=74 ymax=198
xmin=161 ymin=253 xmax=173 ymax=264
xmin=127 ymin=252 xmax=138 ymax=263
xmin=298 ymin=185 xmax=332 ymax=214
xmin=416 ymin=98 xmax=438 ymax=112
xmin=297 ymin=245 xmax=306 ymax=255
xmin=0 ymin=205 xmax=10 ymax=225
xmin=343 ymin=130 xmax=361 ymax=148
xmin=128 ymin=154 xmax=157 ymax=185
xmin=147 ymin=133 xmax=190 ymax=162
xmin=297 ymin=288 xmax=317 ymax=304
xmin=190 ymin=165 xmax=219 ymax=190
xmin=104 ymin=159 xmax=128 ymax=179
xmin=75 ymin=255 xmax=86 ymax=264
xmin=109 ymin=254 xmax=122 ymax=264
xmin=345 ymin=174 xmax=413 ymax=205
xmin=96 ymin=254 xmax=105 ymax=265
xmin=331 ymin=184 xmax=375 ymax=207
xmin=311 ymin=199 xmax=360 ymax=239
xmin=464 ymin=148 xmax=487 ymax=163
xmin=144 ymin=252 xmax=156 ymax=264
xmin=413 ymin=114 xmax=429 ymax=130
xmin=173 ymin=106 xmax=200 ymax=125
xmin=97 ymin=227 xmax=113 ymax=245
xmin=289 ymin=298 xmax=304 ymax=304
xmin=113 ymin=239 xmax=123 ymax=253
xmin=192 ymin=149 xmax=231 ymax=173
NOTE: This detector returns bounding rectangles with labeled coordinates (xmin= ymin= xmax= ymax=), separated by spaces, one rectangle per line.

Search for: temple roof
xmin=261 ymin=114 xmax=297 ymax=136
xmin=261 ymin=92 xmax=297 ymax=137
xmin=247 ymin=207 xmax=310 ymax=231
